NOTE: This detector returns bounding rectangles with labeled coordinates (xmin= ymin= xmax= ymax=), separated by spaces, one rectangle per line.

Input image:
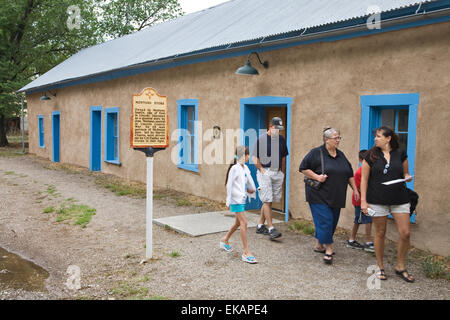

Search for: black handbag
xmin=304 ymin=148 xmax=324 ymax=190
xmin=406 ymin=187 xmax=419 ymax=216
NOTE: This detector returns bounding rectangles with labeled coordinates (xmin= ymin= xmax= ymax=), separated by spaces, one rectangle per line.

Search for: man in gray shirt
xmin=252 ymin=117 xmax=289 ymax=240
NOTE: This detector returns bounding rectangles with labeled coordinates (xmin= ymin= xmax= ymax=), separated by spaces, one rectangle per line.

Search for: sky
xmin=179 ymin=0 xmax=230 ymax=14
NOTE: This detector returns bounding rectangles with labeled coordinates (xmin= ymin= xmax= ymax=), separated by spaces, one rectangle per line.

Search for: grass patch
xmin=111 ymin=281 xmax=149 ymax=300
xmin=43 ymin=206 xmax=55 ymax=214
xmin=52 ymin=200 xmax=96 ymax=228
xmin=169 ymin=251 xmax=180 ymax=258
xmin=288 ymin=219 xmax=316 ymax=235
xmin=175 ymin=197 xmax=192 ymax=207
xmin=94 ymin=175 xmax=146 ymax=198
xmin=0 ymin=140 xmax=28 ymax=158
xmin=46 ymin=184 xmax=56 ymax=195
xmin=4 ymin=171 xmax=16 ymax=175
xmin=421 ymin=251 xmax=450 ymax=280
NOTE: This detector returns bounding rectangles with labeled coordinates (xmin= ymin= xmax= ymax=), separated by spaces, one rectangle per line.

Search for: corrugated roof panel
xmin=20 ymin=0 xmax=439 ymax=92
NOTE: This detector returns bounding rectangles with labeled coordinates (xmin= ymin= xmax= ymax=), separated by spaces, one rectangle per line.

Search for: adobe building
xmin=19 ymin=0 xmax=450 ymax=255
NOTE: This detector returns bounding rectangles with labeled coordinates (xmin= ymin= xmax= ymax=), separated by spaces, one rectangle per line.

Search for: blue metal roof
xmin=20 ymin=0 xmax=444 ymax=93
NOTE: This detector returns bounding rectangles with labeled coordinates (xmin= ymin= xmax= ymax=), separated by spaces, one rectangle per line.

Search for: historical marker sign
xmin=130 ymin=88 xmax=169 ymax=149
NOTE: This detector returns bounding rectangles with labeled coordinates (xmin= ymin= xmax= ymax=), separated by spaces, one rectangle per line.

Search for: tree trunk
xmin=0 ymin=115 xmax=9 ymax=147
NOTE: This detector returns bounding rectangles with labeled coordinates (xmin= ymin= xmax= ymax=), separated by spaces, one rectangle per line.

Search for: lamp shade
xmin=40 ymin=94 xmax=51 ymax=101
xmin=235 ymin=61 xmax=259 ymax=75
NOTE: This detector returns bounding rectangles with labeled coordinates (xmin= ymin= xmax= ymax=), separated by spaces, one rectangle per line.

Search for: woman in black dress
xmin=360 ymin=126 xmax=414 ymax=282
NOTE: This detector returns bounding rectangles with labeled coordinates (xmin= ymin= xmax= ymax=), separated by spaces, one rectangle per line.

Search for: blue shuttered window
xmin=177 ymin=99 xmax=198 ymax=172
xmin=38 ymin=115 xmax=45 ymax=148
xmin=105 ymin=108 xmax=120 ymax=165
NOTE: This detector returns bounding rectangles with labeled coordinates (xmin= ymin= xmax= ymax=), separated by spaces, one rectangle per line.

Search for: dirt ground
xmin=0 ymin=153 xmax=449 ymax=300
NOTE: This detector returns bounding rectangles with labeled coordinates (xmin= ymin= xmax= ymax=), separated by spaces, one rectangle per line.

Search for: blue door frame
xmin=360 ymin=93 xmax=419 ymax=223
xmin=240 ymin=96 xmax=293 ymax=223
xmin=51 ymin=111 xmax=61 ymax=163
xmin=90 ymin=106 xmax=102 ymax=172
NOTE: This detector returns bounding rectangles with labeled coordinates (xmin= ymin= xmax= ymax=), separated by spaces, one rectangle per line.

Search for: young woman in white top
xmin=220 ymin=146 xmax=257 ymax=263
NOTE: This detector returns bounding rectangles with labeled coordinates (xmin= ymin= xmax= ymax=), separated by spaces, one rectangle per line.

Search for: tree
xmin=0 ymin=0 xmax=183 ymax=147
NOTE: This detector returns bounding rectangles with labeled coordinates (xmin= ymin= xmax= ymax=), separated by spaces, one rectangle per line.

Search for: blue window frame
xmin=38 ymin=115 xmax=45 ymax=148
xmin=360 ymin=93 xmax=419 ymax=223
xmin=90 ymin=106 xmax=102 ymax=172
xmin=177 ymin=99 xmax=198 ymax=172
xmin=105 ymin=107 xmax=120 ymax=165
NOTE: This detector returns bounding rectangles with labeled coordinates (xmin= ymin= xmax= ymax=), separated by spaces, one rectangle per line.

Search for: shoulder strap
xmin=319 ymin=148 xmax=324 ymax=174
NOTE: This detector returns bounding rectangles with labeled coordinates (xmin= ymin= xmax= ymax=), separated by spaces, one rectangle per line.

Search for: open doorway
xmin=240 ymin=96 xmax=292 ymax=222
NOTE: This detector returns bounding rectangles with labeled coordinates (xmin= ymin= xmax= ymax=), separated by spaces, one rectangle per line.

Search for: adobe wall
xmin=27 ymin=21 xmax=450 ymax=255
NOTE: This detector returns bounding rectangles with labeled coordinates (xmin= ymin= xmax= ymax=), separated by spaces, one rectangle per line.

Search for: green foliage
xmin=0 ymin=0 xmax=183 ymax=146
xmin=53 ymin=200 xmax=96 ymax=228
xmin=422 ymin=251 xmax=450 ymax=280
xmin=43 ymin=206 xmax=54 ymax=213
xmin=288 ymin=220 xmax=316 ymax=236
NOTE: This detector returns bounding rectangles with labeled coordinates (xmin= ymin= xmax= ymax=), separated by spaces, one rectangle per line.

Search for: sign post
xmin=131 ymin=88 xmax=169 ymax=260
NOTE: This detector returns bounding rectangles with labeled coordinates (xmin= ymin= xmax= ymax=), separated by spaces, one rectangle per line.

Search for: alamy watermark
xmin=366 ymin=5 xmax=382 ymax=30
xmin=67 ymin=5 xmax=81 ymax=30
xmin=168 ymin=123 xmax=286 ymax=168
xmin=366 ymin=265 xmax=382 ymax=290
xmin=66 ymin=265 xmax=81 ymax=290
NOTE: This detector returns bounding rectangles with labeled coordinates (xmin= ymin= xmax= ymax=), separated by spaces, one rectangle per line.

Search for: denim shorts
xmin=354 ymin=206 xmax=372 ymax=224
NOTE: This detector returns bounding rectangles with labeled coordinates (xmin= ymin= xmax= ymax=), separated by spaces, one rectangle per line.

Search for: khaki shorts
xmin=368 ymin=203 xmax=411 ymax=217
xmin=256 ymin=169 xmax=284 ymax=203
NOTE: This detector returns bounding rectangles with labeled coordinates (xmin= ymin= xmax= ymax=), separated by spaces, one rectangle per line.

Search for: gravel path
xmin=0 ymin=155 xmax=449 ymax=300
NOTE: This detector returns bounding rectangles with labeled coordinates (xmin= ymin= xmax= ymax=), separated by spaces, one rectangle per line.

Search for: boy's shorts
xmin=256 ymin=169 xmax=284 ymax=203
xmin=354 ymin=206 xmax=372 ymax=224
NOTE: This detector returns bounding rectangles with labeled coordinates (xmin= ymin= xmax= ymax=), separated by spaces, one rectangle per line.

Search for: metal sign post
xmin=135 ymin=147 xmax=165 ymax=259
xmin=130 ymin=88 xmax=169 ymax=261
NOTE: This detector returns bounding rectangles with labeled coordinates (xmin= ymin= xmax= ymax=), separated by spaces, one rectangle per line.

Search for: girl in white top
xmin=220 ymin=146 xmax=258 ymax=263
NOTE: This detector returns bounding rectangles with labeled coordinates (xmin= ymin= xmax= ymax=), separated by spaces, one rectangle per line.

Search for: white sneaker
xmin=242 ymin=255 xmax=258 ymax=264
xmin=219 ymin=242 xmax=233 ymax=252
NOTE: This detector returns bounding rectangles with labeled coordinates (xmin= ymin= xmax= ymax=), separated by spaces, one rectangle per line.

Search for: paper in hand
xmin=382 ymin=176 xmax=413 ymax=185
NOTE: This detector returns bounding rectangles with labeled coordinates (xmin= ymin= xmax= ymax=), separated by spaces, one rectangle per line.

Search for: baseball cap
xmin=270 ymin=117 xmax=285 ymax=130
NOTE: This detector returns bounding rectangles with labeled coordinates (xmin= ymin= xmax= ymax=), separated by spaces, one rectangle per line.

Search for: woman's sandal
xmin=376 ymin=269 xmax=387 ymax=281
xmin=323 ymin=254 xmax=333 ymax=265
xmin=395 ymin=269 xmax=415 ymax=283
xmin=314 ymin=248 xmax=335 ymax=255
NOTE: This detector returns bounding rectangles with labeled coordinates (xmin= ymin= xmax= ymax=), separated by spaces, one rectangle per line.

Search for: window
xmin=177 ymin=99 xmax=198 ymax=172
xmin=360 ymin=93 xmax=419 ymax=223
xmin=380 ymin=108 xmax=409 ymax=153
xmin=38 ymin=115 xmax=45 ymax=148
xmin=105 ymin=108 xmax=120 ymax=165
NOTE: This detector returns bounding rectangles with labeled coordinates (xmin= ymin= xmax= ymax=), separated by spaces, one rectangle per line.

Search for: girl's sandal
xmin=376 ymin=269 xmax=387 ymax=281
xmin=395 ymin=269 xmax=415 ymax=283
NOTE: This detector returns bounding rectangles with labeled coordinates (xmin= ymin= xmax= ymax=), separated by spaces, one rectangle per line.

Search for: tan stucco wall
xmin=27 ymin=21 xmax=450 ymax=255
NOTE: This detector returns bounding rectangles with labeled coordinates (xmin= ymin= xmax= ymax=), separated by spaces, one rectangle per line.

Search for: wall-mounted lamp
xmin=235 ymin=52 xmax=269 ymax=75
xmin=40 ymin=91 xmax=56 ymax=101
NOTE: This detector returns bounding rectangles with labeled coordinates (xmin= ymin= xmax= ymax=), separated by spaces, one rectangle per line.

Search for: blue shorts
xmin=354 ymin=206 xmax=373 ymax=224
xmin=230 ymin=204 xmax=245 ymax=213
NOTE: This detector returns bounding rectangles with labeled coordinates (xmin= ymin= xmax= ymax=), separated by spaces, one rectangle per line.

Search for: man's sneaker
xmin=364 ymin=242 xmax=375 ymax=253
xmin=268 ymin=227 xmax=281 ymax=240
xmin=346 ymin=240 xmax=364 ymax=249
xmin=256 ymin=224 xmax=269 ymax=235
